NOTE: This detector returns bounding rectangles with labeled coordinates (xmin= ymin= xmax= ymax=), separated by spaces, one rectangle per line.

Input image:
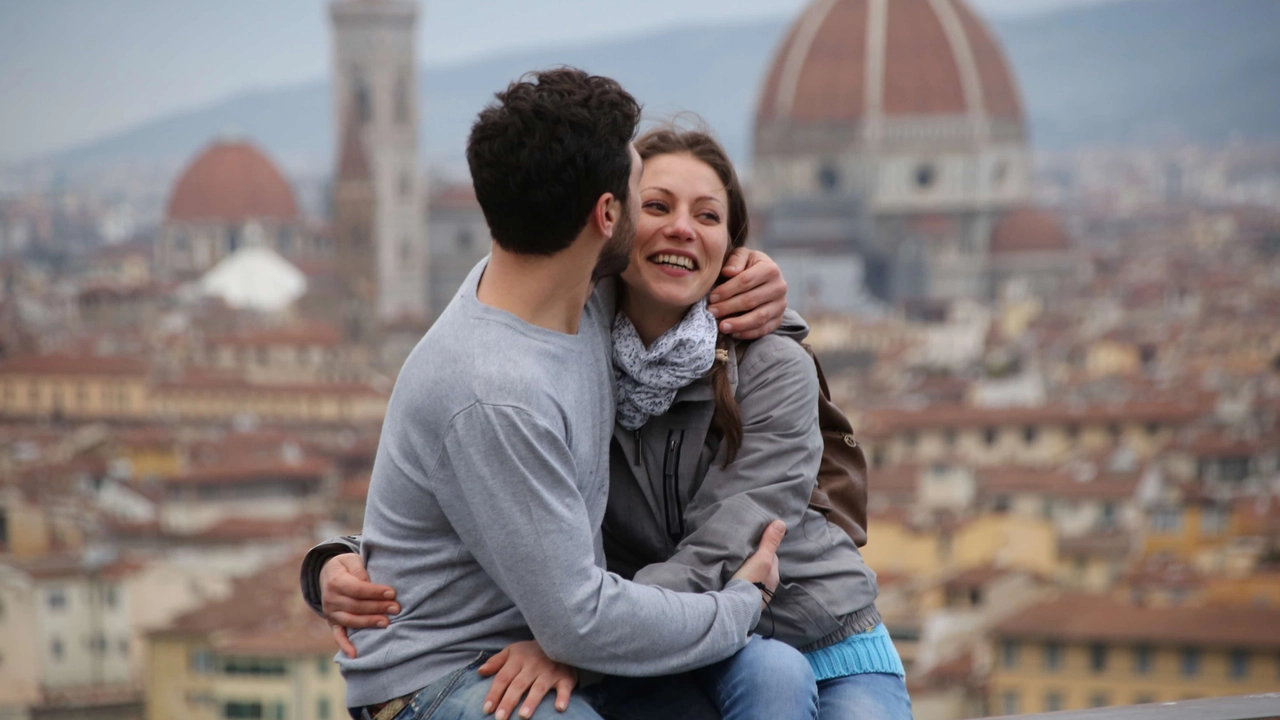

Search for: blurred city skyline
xmin=0 ymin=0 xmax=1124 ymax=164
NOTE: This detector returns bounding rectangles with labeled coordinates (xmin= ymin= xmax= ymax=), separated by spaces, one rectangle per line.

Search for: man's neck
xmin=477 ymin=241 xmax=598 ymax=335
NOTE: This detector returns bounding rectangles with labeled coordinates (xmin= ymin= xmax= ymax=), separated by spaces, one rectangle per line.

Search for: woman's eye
xmin=699 ymin=212 xmax=721 ymax=223
xmin=643 ymin=201 xmax=668 ymax=212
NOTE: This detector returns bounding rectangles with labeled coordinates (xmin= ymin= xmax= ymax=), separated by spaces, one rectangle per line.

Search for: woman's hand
xmin=478 ymin=641 xmax=578 ymax=720
xmin=710 ymin=249 xmax=788 ymax=340
xmin=319 ymin=554 xmax=399 ymax=657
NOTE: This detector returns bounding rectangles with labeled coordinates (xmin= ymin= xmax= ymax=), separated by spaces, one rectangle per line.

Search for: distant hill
xmin=34 ymin=0 xmax=1280 ymax=178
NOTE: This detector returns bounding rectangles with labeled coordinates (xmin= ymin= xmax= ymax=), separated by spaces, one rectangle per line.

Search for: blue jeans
xmin=693 ymin=636 xmax=819 ymax=720
xmin=817 ymin=673 xmax=913 ymax=720
xmin=694 ymin=637 xmax=912 ymax=720
xmin=367 ymin=654 xmax=604 ymax=720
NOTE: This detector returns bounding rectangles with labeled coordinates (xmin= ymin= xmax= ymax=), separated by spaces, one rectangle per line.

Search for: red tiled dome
xmin=167 ymin=141 xmax=298 ymax=223
xmin=757 ymin=0 xmax=1024 ymax=126
xmin=991 ymin=208 xmax=1071 ymax=254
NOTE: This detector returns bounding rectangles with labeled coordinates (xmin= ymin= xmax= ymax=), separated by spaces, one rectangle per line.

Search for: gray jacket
xmin=603 ymin=321 xmax=879 ymax=652
xmin=302 ymin=316 xmax=879 ymax=654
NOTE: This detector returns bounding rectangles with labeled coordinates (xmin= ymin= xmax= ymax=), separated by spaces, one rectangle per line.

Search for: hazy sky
xmin=0 ymin=0 xmax=1123 ymax=163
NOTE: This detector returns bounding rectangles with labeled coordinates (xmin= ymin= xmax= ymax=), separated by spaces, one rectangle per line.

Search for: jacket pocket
xmin=766 ymin=580 xmax=844 ymax=648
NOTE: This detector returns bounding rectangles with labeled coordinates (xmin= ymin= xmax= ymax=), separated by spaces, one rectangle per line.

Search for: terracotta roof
xmin=991 ymin=208 xmax=1072 ymax=254
xmin=862 ymin=401 xmax=1205 ymax=435
xmin=339 ymin=473 xmax=371 ymax=501
xmin=757 ymin=0 xmax=1023 ymax=125
xmin=1058 ymin=530 xmax=1133 ymax=560
xmin=166 ymin=141 xmax=298 ymax=223
xmin=206 ymin=322 xmax=342 ymax=348
xmin=979 ymin=467 xmax=1140 ymax=501
xmin=163 ymin=457 xmax=331 ymax=485
xmin=995 ymin=594 xmax=1280 ymax=648
xmin=0 ymin=353 xmax=148 ymax=377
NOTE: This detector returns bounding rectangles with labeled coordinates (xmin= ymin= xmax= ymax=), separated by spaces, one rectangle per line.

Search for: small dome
xmin=991 ymin=208 xmax=1071 ymax=254
xmin=167 ymin=141 xmax=298 ymax=223
xmin=199 ymin=246 xmax=307 ymax=313
xmin=756 ymin=0 xmax=1023 ymax=126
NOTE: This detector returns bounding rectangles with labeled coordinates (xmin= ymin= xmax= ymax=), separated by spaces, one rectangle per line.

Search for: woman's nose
xmin=665 ymin=212 xmax=696 ymax=242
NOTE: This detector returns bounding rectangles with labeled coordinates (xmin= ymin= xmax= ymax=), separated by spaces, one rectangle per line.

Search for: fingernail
xmin=558 ymin=703 xmax=567 ymax=711
xmin=483 ymin=702 xmax=493 ymax=714
xmin=376 ymin=620 xmax=388 ymax=628
xmin=387 ymin=604 xmax=399 ymax=614
xmin=720 ymin=321 xmax=733 ymax=333
xmin=495 ymin=710 xmax=506 ymax=720
xmin=520 ymin=708 xmax=532 ymax=719
xmin=708 ymin=293 xmax=721 ymax=303
xmin=708 ymin=306 xmax=721 ymax=317
xmin=383 ymin=590 xmax=395 ymax=599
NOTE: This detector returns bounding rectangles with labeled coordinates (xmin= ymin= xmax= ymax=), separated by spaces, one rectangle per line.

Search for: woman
xmin=309 ymin=126 xmax=911 ymax=720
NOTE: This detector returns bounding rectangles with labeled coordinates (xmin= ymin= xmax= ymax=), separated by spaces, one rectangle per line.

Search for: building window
xmin=318 ymin=698 xmax=331 ymax=720
xmin=1044 ymin=642 xmax=1063 ymax=671
xmin=944 ymin=428 xmax=957 ymax=446
xmin=817 ymin=164 xmax=841 ymax=193
xmin=190 ymin=649 xmax=216 ymax=674
xmin=1023 ymin=425 xmax=1039 ymax=445
xmin=317 ymin=656 xmax=331 ymax=675
xmin=103 ymin=584 xmax=118 ymax=608
xmin=915 ymin=163 xmax=937 ymax=190
xmin=353 ymin=69 xmax=372 ymax=125
xmin=1090 ymin=643 xmax=1108 ymax=672
xmin=1043 ymin=692 xmax=1063 ymax=712
xmin=1229 ymin=649 xmax=1249 ymax=679
xmin=1108 ymin=423 xmax=1122 ymax=441
xmin=1202 ymin=509 xmax=1228 ymax=535
xmin=904 ymin=431 xmax=918 ymax=448
xmin=1134 ymin=693 xmax=1155 ymax=705
xmin=256 ymin=346 xmax=269 ymax=366
xmin=1100 ymin=502 xmax=1117 ymax=528
xmin=1001 ymin=691 xmax=1019 ymax=716
xmin=223 ymin=701 xmax=263 ymax=719
xmin=1134 ymin=645 xmax=1153 ymax=674
xmin=993 ymin=494 xmax=1011 ymax=513
xmin=1090 ymin=692 xmax=1110 ymax=708
xmin=1181 ymin=647 xmax=1201 ymax=676
xmin=984 ymin=427 xmax=998 ymax=446
xmin=1001 ymin=640 xmax=1019 ymax=668
xmin=395 ymin=70 xmax=411 ymax=125
xmin=47 ymin=588 xmax=67 ymax=610
xmin=1041 ymin=498 xmax=1055 ymax=520
xmin=1146 ymin=421 xmax=1161 ymax=436
xmin=1152 ymin=508 xmax=1182 ymax=534
xmin=51 ymin=636 xmax=64 ymax=662
xmin=399 ymin=172 xmax=412 ymax=200
xmin=1067 ymin=423 xmax=1081 ymax=440
xmin=221 ymin=657 xmax=288 ymax=676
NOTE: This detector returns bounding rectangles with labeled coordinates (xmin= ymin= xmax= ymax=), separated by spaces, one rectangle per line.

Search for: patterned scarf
xmin=613 ymin=298 xmax=719 ymax=431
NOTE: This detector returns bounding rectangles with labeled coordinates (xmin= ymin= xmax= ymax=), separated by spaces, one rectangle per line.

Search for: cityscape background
xmin=1 ymin=1 xmax=1278 ymax=719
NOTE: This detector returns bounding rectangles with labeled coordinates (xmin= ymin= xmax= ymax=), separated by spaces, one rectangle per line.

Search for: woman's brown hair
xmin=634 ymin=124 xmax=748 ymax=465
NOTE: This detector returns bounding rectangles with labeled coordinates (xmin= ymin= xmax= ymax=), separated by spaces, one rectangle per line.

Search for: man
xmin=313 ymin=68 xmax=792 ymax=720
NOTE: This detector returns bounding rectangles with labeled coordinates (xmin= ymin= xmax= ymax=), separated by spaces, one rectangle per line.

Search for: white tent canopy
xmin=199 ymin=245 xmax=306 ymax=313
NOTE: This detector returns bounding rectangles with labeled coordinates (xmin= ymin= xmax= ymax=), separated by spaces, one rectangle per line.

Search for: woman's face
xmin=620 ymin=152 xmax=731 ymax=314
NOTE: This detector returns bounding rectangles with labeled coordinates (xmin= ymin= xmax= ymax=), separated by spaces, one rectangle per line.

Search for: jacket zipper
xmin=633 ymin=428 xmax=644 ymax=469
xmin=662 ymin=430 xmax=685 ymax=543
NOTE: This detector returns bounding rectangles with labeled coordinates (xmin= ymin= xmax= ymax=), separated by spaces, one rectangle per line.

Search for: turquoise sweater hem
xmin=803 ymin=623 xmax=906 ymax=682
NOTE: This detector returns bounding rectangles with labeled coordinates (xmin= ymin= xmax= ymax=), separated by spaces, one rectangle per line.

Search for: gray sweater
xmin=337 ymin=260 xmax=761 ymax=707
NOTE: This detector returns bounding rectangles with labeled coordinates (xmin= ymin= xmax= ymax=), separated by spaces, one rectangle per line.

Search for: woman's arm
xmin=632 ymin=336 xmax=822 ymax=593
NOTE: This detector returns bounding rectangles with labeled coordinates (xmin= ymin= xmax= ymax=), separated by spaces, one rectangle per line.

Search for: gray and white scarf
xmin=613 ymin=298 xmax=719 ymax=431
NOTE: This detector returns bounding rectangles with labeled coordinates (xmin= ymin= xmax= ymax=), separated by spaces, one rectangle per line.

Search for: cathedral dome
xmin=167 ymin=141 xmax=298 ymax=223
xmin=756 ymin=0 xmax=1023 ymax=127
xmin=991 ymin=208 xmax=1071 ymax=254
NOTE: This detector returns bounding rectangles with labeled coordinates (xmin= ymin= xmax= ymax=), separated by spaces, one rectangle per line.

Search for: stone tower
xmin=330 ymin=0 xmax=428 ymax=325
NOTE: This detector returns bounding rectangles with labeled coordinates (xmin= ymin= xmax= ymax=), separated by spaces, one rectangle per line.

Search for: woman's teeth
xmin=652 ymin=253 xmax=696 ymax=271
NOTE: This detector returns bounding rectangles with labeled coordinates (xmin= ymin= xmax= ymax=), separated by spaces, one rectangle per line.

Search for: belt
xmin=363 ymin=689 xmax=419 ymax=720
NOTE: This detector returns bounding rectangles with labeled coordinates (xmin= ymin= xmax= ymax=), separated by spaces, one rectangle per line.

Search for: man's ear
xmin=592 ymin=193 xmax=618 ymax=238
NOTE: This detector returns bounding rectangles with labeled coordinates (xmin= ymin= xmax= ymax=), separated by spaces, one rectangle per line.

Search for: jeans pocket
xmin=408 ymin=653 xmax=494 ymax=720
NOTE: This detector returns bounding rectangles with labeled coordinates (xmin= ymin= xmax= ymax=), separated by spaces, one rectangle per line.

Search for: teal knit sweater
xmin=803 ymin=623 xmax=905 ymax=682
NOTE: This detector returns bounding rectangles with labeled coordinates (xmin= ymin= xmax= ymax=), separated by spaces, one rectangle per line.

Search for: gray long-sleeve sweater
xmin=336 ymin=260 xmax=761 ymax=708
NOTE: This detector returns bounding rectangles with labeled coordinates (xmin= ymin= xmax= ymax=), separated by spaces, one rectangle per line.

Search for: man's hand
xmin=478 ymin=641 xmax=578 ymax=720
xmin=730 ymin=520 xmax=786 ymax=606
xmin=710 ymin=248 xmax=788 ymax=340
xmin=319 ymin=554 xmax=398 ymax=657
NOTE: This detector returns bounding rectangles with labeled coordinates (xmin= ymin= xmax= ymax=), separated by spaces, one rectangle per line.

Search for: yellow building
xmin=0 ymin=353 xmax=388 ymax=426
xmin=859 ymin=401 xmax=1200 ymax=469
xmin=861 ymin=511 xmax=1058 ymax=580
xmin=146 ymin=557 xmax=345 ymax=720
xmin=989 ymin=594 xmax=1280 ymax=715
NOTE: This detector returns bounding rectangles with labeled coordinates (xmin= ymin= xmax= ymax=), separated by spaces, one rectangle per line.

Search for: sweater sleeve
xmin=632 ymin=337 xmax=821 ymax=594
xmin=433 ymin=402 xmax=762 ymax=676
xmin=299 ymin=535 xmax=362 ymax=616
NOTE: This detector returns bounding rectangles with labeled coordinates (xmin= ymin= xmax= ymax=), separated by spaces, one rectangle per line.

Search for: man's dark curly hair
xmin=466 ymin=67 xmax=642 ymax=255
